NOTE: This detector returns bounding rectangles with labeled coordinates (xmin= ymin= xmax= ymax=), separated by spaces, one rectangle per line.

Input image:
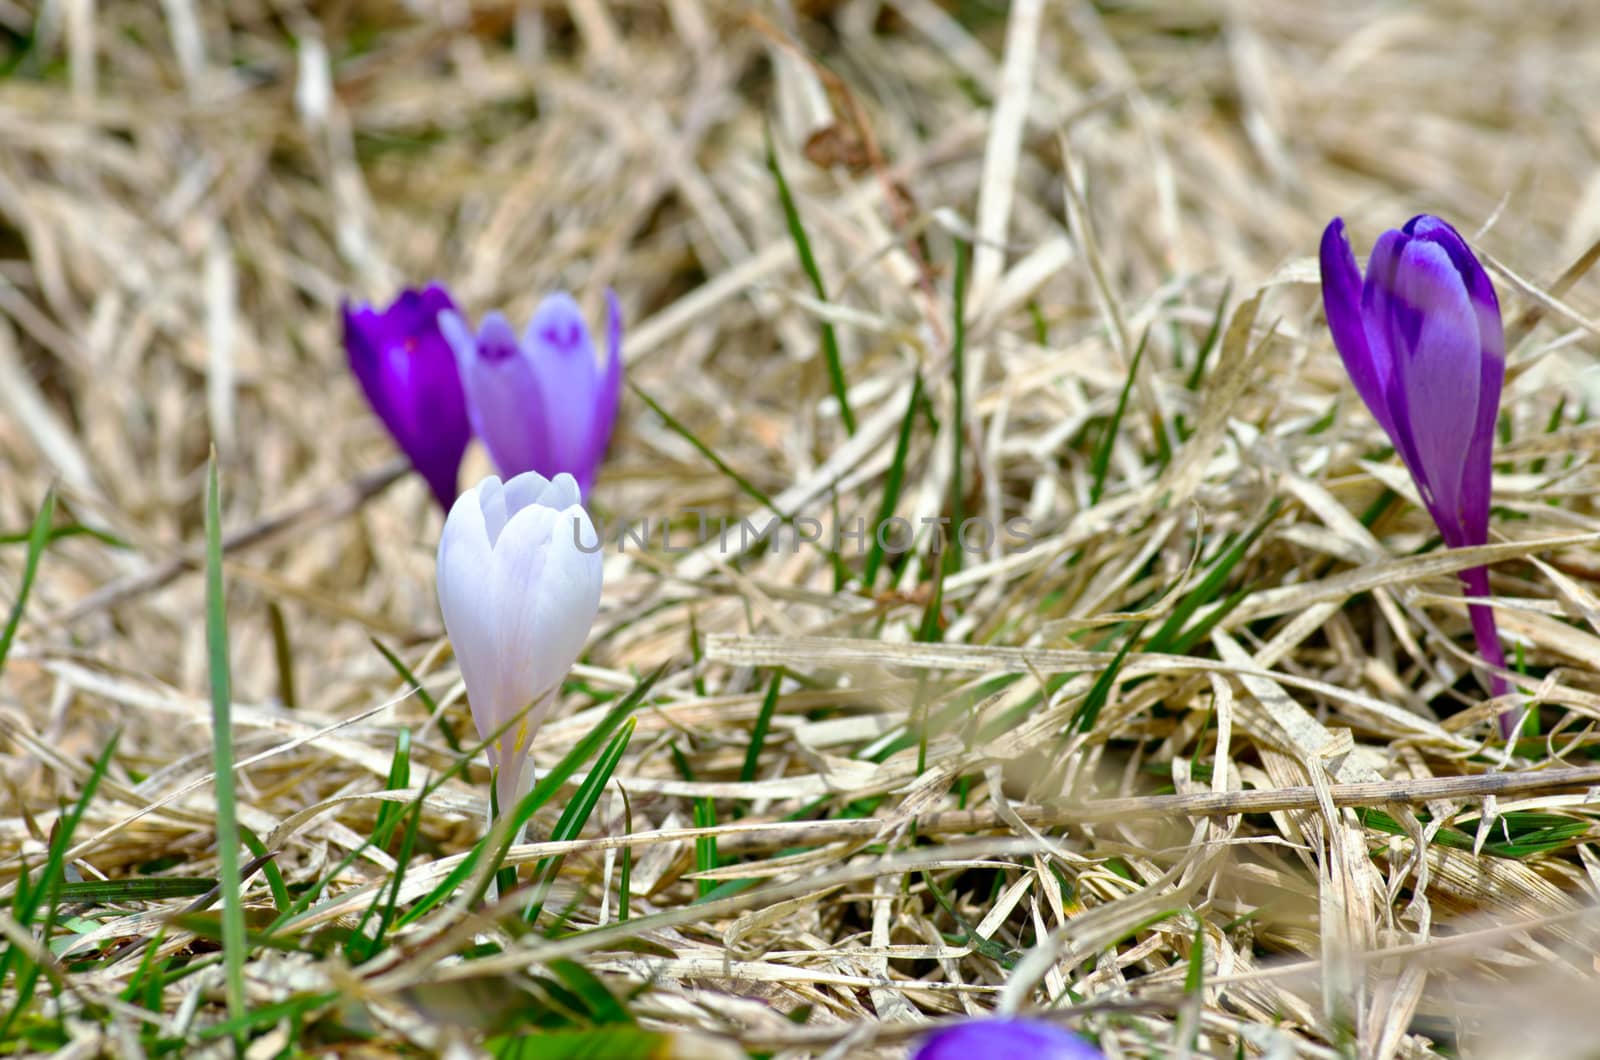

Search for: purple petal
xmin=343 ymin=283 xmax=472 ymax=508
xmin=442 ymin=310 xmax=555 ymax=482
xmin=582 ymin=289 xmax=625 ymax=496
xmin=522 ymin=293 xmax=602 ymax=489
xmin=1406 ymin=216 xmax=1504 ymax=545
xmin=913 ymin=1019 xmax=1102 ymax=1060
xmin=1388 ymin=238 xmax=1483 ymax=540
xmin=1320 ymin=218 xmax=1395 ymax=439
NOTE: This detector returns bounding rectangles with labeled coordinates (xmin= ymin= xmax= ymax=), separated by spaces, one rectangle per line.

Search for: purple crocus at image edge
xmin=1319 ymin=213 xmax=1517 ymax=735
xmin=911 ymin=1017 xmax=1102 ymax=1059
xmin=342 ymin=283 xmax=473 ymax=509
xmin=439 ymin=291 xmax=623 ymax=499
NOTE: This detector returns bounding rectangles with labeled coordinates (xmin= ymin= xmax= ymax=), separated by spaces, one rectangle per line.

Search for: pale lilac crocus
xmin=436 ymin=471 xmax=603 ymax=815
xmin=913 ymin=1019 xmax=1102 ymax=1060
xmin=1320 ymin=214 xmax=1516 ymax=734
xmin=342 ymin=284 xmax=472 ymax=509
xmin=439 ymin=292 xmax=624 ymax=498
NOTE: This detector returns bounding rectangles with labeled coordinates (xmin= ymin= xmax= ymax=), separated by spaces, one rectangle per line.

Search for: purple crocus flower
xmin=912 ymin=1018 xmax=1102 ymax=1060
xmin=343 ymin=284 xmax=473 ymax=509
xmin=1320 ymin=214 xmax=1515 ymax=733
xmin=439 ymin=292 xmax=623 ymax=498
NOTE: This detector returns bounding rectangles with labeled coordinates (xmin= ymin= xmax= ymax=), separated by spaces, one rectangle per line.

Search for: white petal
xmin=475 ymin=475 xmax=510 ymax=544
xmin=540 ymin=472 xmax=582 ymax=511
xmin=486 ymin=502 xmax=601 ymax=768
xmin=436 ymin=484 xmax=498 ymax=745
xmin=486 ymin=502 xmax=561 ymax=748
xmin=501 ymin=469 xmax=555 ymax=517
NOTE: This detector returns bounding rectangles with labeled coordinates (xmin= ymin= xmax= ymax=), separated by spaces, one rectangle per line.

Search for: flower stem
xmin=1459 ymin=565 xmax=1518 ymax=738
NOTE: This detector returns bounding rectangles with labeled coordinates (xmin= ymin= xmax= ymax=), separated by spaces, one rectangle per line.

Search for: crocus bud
xmin=342 ymin=284 xmax=473 ymax=509
xmin=436 ymin=471 xmax=603 ymax=813
xmin=439 ymin=292 xmax=623 ymax=498
xmin=1320 ymin=215 xmax=1515 ymax=732
xmin=912 ymin=1019 xmax=1102 ymax=1060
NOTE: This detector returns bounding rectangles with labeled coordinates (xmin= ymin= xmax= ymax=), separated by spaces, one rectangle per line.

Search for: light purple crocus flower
xmin=439 ymin=292 xmax=623 ymax=498
xmin=343 ymin=284 xmax=473 ymax=509
xmin=1320 ymin=214 xmax=1515 ymax=734
xmin=437 ymin=471 xmax=602 ymax=816
xmin=913 ymin=1018 xmax=1102 ymax=1060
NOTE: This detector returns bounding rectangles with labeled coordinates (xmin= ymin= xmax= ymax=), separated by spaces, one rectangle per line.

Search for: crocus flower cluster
xmin=343 ymin=286 xmax=623 ymax=506
xmin=912 ymin=1018 xmax=1102 ymax=1060
xmin=1319 ymin=214 xmax=1515 ymax=733
xmin=436 ymin=470 xmax=603 ymax=814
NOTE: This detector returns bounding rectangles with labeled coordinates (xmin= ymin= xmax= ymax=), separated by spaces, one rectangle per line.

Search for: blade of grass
xmin=1145 ymin=500 xmax=1282 ymax=656
xmin=372 ymin=728 xmax=412 ymax=850
xmin=740 ymin=671 xmax=782 ymax=785
xmin=1072 ymin=620 xmax=1147 ymax=734
xmin=456 ymin=666 xmax=666 ymax=919
xmin=0 ymin=486 xmax=54 ymax=675
xmin=54 ymin=877 xmax=216 ymax=903
xmin=630 ymin=382 xmax=784 ymax=518
xmin=527 ymin=717 xmax=637 ymax=924
xmin=863 ymin=373 xmax=922 ymax=589
xmin=371 ymin=636 xmax=461 ymax=752
xmin=348 ymin=783 xmax=426 ymax=963
xmin=0 ymin=734 xmax=119 ymax=1040
xmin=266 ymin=601 xmax=296 ymax=709
xmin=767 ymin=128 xmax=854 ymax=435
xmin=1186 ymin=281 xmax=1231 ymax=391
xmin=618 ymin=786 xmax=634 ymax=923
xmin=203 ymin=454 xmax=248 ymax=1029
xmin=1090 ymin=324 xmax=1152 ymax=506
xmin=240 ymin=829 xmax=291 ymax=915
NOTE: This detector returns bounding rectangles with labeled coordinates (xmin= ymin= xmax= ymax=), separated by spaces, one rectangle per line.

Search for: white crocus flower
xmin=436 ymin=471 xmax=602 ymax=817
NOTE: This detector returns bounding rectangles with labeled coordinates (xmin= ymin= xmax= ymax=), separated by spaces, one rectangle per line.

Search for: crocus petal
xmin=583 ymin=290 xmax=626 ymax=495
xmin=442 ymin=309 xmax=556 ymax=480
xmin=1407 ymin=215 xmax=1505 ymax=544
xmin=913 ymin=1019 xmax=1102 ymax=1060
xmin=523 ymin=293 xmax=601 ymax=486
xmin=483 ymin=489 xmax=603 ymax=809
xmin=344 ymin=284 xmax=472 ymax=508
xmin=1320 ymin=219 xmax=1395 ymax=440
xmin=436 ymin=486 xmax=500 ymax=761
xmin=1388 ymin=238 xmax=1482 ymax=540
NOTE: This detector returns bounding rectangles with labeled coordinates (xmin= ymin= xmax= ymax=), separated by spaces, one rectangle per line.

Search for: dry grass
xmin=4 ymin=1 xmax=1600 ymax=1056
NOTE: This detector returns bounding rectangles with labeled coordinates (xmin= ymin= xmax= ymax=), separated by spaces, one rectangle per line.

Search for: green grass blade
xmin=526 ymin=716 xmax=637 ymax=923
xmin=1090 ymin=324 xmax=1152 ymax=506
xmin=240 ymin=829 xmax=291 ymax=915
xmin=863 ymin=373 xmax=922 ymax=589
xmin=266 ymin=601 xmax=297 ymax=710
xmin=203 ymin=454 xmax=248 ymax=1028
xmin=373 ymin=728 xmax=412 ymax=849
xmin=618 ymin=786 xmax=634 ymax=923
xmin=691 ymin=794 xmax=719 ymax=901
xmin=0 ymin=486 xmax=55 ymax=676
xmin=443 ymin=665 xmax=665 ymax=920
xmin=1072 ymin=621 xmax=1146 ymax=734
xmin=630 ymin=382 xmax=785 ymax=518
xmin=371 ymin=636 xmax=461 ymax=752
xmin=1145 ymin=500 xmax=1282 ymax=656
xmin=0 ymin=733 xmax=119 ymax=1039
xmin=54 ymin=877 xmax=216 ymax=903
xmin=740 ymin=671 xmax=782 ymax=784
xmin=1186 ymin=280 xmax=1231 ymax=391
xmin=767 ymin=129 xmax=854 ymax=435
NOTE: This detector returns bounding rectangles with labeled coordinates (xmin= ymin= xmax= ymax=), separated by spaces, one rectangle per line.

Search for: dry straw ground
xmin=4 ymin=0 xmax=1600 ymax=1057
